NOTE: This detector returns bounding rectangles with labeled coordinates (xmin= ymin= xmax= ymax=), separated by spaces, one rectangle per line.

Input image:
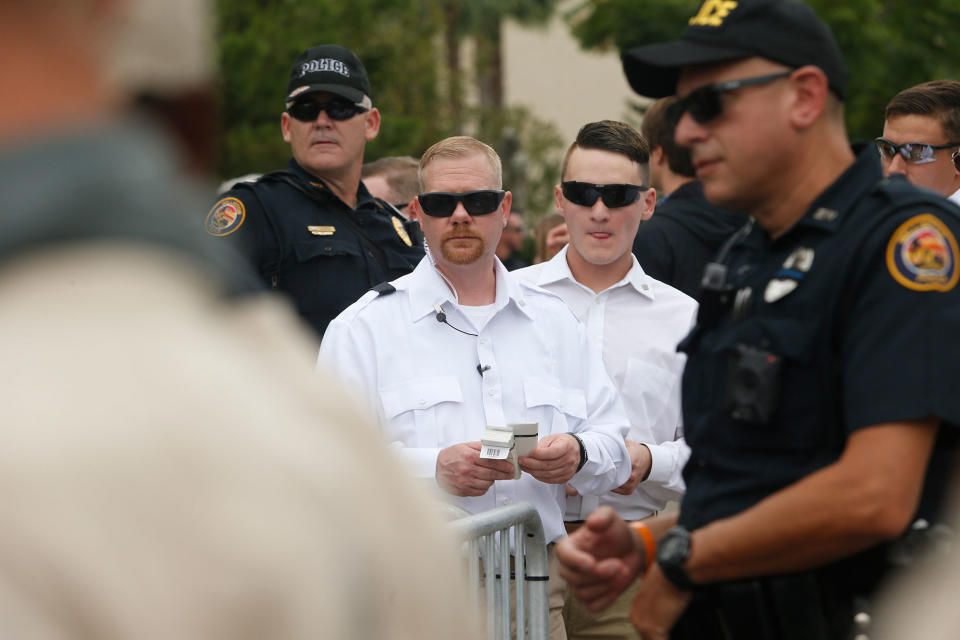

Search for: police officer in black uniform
xmin=207 ymin=45 xmax=424 ymax=337
xmin=556 ymin=2 xmax=960 ymax=639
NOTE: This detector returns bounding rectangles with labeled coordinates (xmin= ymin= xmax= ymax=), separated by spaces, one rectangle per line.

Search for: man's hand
xmin=518 ymin=433 xmax=580 ymax=484
xmin=556 ymin=506 xmax=644 ymax=612
xmin=436 ymin=442 xmax=515 ymax=497
xmin=545 ymin=223 xmax=569 ymax=258
xmin=629 ymin=563 xmax=692 ymax=639
xmin=612 ymin=439 xmax=652 ymax=495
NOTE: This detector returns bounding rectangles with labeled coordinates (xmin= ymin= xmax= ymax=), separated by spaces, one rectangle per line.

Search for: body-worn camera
xmin=725 ymin=344 xmax=782 ymax=424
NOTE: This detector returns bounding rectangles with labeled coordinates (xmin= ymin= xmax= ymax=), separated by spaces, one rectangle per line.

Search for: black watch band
xmin=656 ymin=526 xmax=697 ymax=591
xmin=570 ymin=433 xmax=587 ymax=472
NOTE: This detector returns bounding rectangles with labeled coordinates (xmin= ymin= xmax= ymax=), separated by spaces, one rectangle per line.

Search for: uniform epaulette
xmin=371 ymin=281 xmax=397 ymax=296
xmin=873 ymin=176 xmax=934 ymax=205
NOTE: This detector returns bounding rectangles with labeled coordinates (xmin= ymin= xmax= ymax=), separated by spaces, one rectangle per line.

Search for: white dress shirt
xmin=513 ymin=246 xmax=697 ymax=521
xmin=949 ymin=186 xmax=960 ymax=208
xmin=318 ymin=256 xmax=630 ymax=543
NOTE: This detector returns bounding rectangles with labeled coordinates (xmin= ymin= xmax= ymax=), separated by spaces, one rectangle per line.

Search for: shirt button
xmin=418 ymin=398 xmax=427 ymax=406
xmin=594 ymin=298 xmax=602 ymax=305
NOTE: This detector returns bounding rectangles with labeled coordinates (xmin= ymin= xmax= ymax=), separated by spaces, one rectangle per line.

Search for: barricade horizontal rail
xmin=450 ymin=502 xmax=549 ymax=640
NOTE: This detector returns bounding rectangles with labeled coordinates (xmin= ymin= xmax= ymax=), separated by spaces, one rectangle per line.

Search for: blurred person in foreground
xmin=0 ymin=2 xmax=478 ymax=638
xmin=207 ymin=44 xmax=424 ymax=339
xmin=872 ymin=476 xmax=960 ymax=640
xmin=319 ymin=135 xmax=631 ymax=639
xmin=514 ymin=120 xmax=697 ymax=639
xmin=632 ymin=96 xmax=748 ymax=300
xmin=557 ymin=1 xmax=960 ymax=638
xmin=878 ymin=80 xmax=960 ymax=206
xmin=362 ymin=154 xmax=421 ymax=220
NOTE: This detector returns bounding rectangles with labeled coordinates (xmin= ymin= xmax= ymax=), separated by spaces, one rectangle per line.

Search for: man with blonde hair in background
xmin=320 ymin=135 xmax=632 ymax=638
xmin=362 ymin=155 xmax=421 ymax=220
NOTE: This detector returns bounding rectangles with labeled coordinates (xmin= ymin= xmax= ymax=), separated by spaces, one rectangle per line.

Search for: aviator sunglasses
xmin=417 ymin=190 xmax=507 ymax=217
xmin=673 ymin=71 xmax=793 ymax=124
xmin=287 ymin=99 xmax=368 ymax=122
xmin=874 ymin=138 xmax=960 ymax=166
xmin=561 ymin=181 xmax=649 ymax=208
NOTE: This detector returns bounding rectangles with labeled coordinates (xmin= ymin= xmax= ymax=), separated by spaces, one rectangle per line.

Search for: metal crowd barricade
xmin=449 ymin=502 xmax=550 ymax=640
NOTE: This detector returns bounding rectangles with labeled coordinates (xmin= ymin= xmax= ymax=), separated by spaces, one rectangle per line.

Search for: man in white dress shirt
xmin=318 ymin=136 xmax=631 ymax=639
xmin=514 ymin=120 xmax=697 ymax=639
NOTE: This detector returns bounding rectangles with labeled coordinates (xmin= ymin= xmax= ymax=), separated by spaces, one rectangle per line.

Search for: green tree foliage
xmin=564 ymin=0 xmax=960 ymax=141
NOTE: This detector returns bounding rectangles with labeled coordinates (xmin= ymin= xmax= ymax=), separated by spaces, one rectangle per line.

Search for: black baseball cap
xmin=621 ymin=0 xmax=848 ymax=100
xmin=285 ymin=44 xmax=372 ymax=107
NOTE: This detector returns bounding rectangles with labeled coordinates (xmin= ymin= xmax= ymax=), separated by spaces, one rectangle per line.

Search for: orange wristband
xmin=630 ymin=521 xmax=656 ymax=573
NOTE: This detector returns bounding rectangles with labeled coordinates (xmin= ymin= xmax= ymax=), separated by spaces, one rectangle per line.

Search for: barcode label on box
xmin=480 ymin=445 xmax=510 ymax=460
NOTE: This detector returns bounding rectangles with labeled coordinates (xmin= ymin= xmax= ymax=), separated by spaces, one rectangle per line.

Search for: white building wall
xmin=502 ymin=2 xmax=640 ymax=145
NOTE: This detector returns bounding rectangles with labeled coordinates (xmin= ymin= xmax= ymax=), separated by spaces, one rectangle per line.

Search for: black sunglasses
xmin=561 ymin=181 xmax=649 ymax=208
xmin=674 ymin=71 xmax=793 ymax=124
xmin=287 ymin=100 xmax=368 ymax=122
xmin=417 ymin=190 xmax=506 ymax=217
xmin=874 ymin=137 xmax=960 ymax=166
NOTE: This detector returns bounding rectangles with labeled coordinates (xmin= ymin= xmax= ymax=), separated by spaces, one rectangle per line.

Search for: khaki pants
xmin=480 ymin=545 xmax=568 ymax=639
xmin=562 ymin=574 xmax=642 ymax=640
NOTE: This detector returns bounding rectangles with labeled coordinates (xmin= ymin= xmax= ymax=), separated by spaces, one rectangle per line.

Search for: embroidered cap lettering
xmin=689 ymin=0 xmax=739 ymax=27
xmin=885 ymin=213 xmax=959 ymax=292
xmin=299 ymin=58 xmax=350 ymax=78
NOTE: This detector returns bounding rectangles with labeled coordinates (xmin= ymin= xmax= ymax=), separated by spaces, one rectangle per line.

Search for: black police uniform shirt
xmin=678 ymin=145 xmax=960 ymax=545
xmin=206 ymin=158 xmax=424 ymax=337
xmin=632 ymin=180 xmax=748 ymax=301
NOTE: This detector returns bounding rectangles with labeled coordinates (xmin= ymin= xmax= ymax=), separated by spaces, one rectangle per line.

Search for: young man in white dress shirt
xmin=513 ymin=120 xmax=697 ymax=639
xmin=318 ymin=136 xmax=631 ymax=639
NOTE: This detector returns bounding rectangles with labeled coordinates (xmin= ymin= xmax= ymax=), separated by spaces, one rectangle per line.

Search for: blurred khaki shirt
xmin=0 ymin=246 xmax=480 ymax=640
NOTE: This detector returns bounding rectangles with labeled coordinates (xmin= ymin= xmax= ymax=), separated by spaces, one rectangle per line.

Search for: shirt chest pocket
xmin=378 ymin=377 xmax=464 ymax=448
xmin=522 ymin=378 xmax=587 ymax=436
xmin=622 ymin=357 xmax=678 ymax=439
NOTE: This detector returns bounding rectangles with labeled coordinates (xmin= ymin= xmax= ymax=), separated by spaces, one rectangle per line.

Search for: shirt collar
xmin=794 ymin=144 xmax=882 ymax=235
xmin=536 ymin=245 xmax=656 ymax=301
xmin=949 ymin=185 xmax=960 ymax=207
xmin=404 ymin=255 xmax=536 ymax=322
xmin=286 ymin=158 xmax=375 ymax=209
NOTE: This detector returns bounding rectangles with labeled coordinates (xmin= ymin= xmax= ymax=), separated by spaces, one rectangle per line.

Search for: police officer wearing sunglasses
xmin=206 ymin=45 xmax=423 ymax=338
xmin=319 ymin=136 xmax=632 ymax=638
xmin=557 ymin=1 xmax=960 ymax=639
xmin=879 ymin=80 xmax=960 ymax=206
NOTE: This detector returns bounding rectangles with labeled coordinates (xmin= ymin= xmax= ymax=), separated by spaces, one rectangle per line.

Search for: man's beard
xmin=440 ymin=229 xmax=485 ymax=265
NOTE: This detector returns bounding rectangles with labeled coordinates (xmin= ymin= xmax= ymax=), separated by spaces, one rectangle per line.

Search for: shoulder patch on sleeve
xmin=885 ymin=213 xmax=959 ymax=292
xmin=205 ymin=197 xmax=245 ymax=237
